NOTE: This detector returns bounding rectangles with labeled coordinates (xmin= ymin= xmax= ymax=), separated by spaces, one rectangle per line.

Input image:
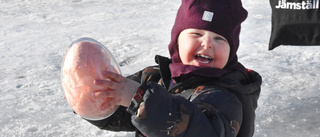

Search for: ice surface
xmin=0 ymin=0 xmax=319 ymax=136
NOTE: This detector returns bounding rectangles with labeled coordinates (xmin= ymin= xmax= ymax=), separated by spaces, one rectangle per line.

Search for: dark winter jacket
xmin=85 ymin=55 xmax=262 ymax=137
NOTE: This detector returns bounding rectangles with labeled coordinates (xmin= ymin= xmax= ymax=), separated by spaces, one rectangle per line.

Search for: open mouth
xmin=195 ymin=54 xmax=212 ymax=64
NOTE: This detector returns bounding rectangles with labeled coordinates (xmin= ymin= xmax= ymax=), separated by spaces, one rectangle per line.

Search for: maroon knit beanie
xmin=168 ymin=0 xmax=248 ymax=82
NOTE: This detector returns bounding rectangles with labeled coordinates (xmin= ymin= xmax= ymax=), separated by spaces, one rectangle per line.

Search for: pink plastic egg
xmin=62 ymin=38 xmax=121 ymax=120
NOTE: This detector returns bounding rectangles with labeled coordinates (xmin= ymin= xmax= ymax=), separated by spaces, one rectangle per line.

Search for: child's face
xmin=178 ymin=28 xmax=230 ymax=69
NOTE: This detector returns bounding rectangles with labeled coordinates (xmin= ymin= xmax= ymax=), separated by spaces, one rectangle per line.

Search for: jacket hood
xmin=215 ymin=69 xmax=262 ymax=95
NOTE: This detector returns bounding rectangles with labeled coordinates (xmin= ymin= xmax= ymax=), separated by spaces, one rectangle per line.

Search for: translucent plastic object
xmin=61 ymin=37 xmax=121 ymax=120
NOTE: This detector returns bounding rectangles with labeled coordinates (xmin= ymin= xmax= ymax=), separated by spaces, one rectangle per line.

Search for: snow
xmin=0 ymin=0 xmax=319 ymax=136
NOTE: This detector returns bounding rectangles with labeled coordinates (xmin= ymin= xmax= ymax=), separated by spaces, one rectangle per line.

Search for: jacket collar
xmin=154 ymin=55 xmax=172 ymax=89
xmin=154 ymin=55 xmax=261 ymax=95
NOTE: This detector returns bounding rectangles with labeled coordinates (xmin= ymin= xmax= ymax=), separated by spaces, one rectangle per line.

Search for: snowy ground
xmin=0 ymin=0 xmax=319 ymax=136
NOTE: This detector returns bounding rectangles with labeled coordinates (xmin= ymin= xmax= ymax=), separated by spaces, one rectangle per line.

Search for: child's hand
xmin=93 ymin=71 xmax=141 ymax=110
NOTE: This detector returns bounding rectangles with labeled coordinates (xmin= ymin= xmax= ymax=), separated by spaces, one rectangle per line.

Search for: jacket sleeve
xmin=84 ymin=106 xmax=136 ymax=131
xmin=127 ymin=82 xmax=243 ymax=137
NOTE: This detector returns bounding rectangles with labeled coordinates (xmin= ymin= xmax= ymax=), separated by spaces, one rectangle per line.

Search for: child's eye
xmin=191 ymin=33 xmax=202 ymax=36
xmin=214 ymin=36 xmax=226 ymax=41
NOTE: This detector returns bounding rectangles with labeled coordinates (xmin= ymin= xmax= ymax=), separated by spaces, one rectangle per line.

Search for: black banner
xmin=269 ymin=0 xmax=320 ymax=50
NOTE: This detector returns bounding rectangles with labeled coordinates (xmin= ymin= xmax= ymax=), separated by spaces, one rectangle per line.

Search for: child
xmin=86 ymin=0 xmax=262 ymax=136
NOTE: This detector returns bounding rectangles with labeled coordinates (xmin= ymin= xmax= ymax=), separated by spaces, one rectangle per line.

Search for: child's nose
xmin=201 ymin=37 xmax=213 ymax=49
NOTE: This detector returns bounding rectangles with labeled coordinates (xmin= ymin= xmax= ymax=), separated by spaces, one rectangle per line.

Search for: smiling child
xmin=83 ymin=0 xmax=262 ymax=137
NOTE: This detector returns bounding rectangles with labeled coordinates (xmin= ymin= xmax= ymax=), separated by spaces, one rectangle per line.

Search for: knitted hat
xmin=168 ymin=0 xmax=248 ymax=81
